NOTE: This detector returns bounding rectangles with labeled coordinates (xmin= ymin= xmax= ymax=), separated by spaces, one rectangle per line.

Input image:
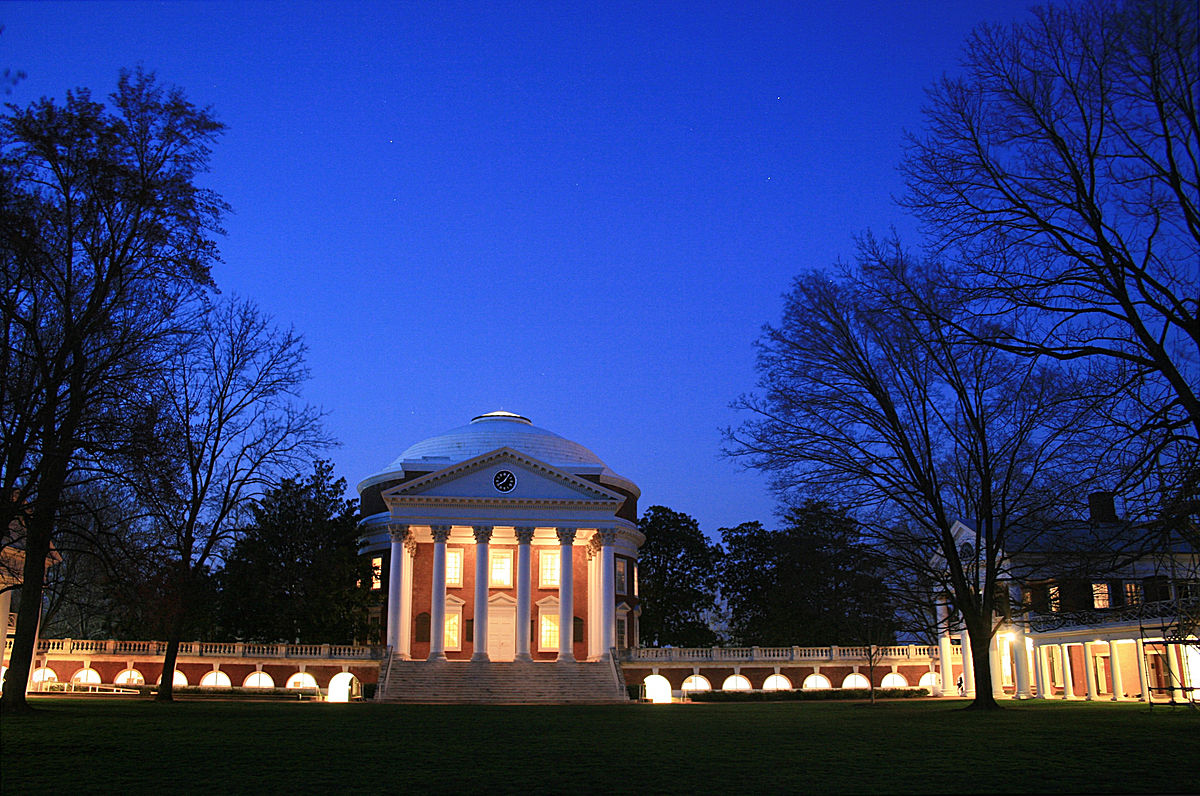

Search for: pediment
xmin=381 ymin=447 xmax=622 ymax=507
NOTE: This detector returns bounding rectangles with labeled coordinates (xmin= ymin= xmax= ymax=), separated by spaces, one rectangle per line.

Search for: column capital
xmin=388 ymin=524 xmax=410 ymax=543
xmin=514 ymin=526 xmax=536 ymax=544
xmin=472 ymin=525 xmax=494 ymax=543
xmin=556 ymin=527 xmax=577 ymax=545
xmin=596 ymin=529 xmax=617 ymax=546
xmin=404 ymin=536 xmax=418 ymax=557
xmin=430 ymin=525 xmax=452 ymax=543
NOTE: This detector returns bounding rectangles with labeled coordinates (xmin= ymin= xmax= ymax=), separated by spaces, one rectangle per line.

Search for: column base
xmin=514 ymin=653 xmax=533 ymax=663
xmin=470 ymin=652 xmax=490 ymax=663
xmin=427 ymin=652 xmax=447 ymax=662
xmin=556 ymin=653 xmax=576 ymax=663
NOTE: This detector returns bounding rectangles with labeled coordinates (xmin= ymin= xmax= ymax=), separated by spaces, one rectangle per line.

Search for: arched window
xmin=115 ymin=669 xmax=145 ymax=686
xmin=415 ymin=612 xmax=431 ymax=643
xmin=919 ymin=671 xmax=939 ymax=689
xmin=763 ymin=673 xmax=792 ymax=691
xmin=681 ymin=674 xmax=711 ymax=693
xmin=842 ymin=673 xmax=870 ymax=689
xmin=200 ymin=670 xmax=232 ymax=688
xmin=157 ymin=670 xmax=188 ymax=687
xmin=881 ymin=672 xmax=908 ymax=688
xmin=721 ymin=674 xmax=752 ymax=691
xmin=286 ymin=672 xmax=318 ymax=690
xmin=32 ymin=667 xmax=58 ymax=686
xmin=244 ymin=671 xmax=274 ymax=688
xmin=71 ymin=667 xmax=101 ymax=685
xmin=802 ymin=673 xmax=831 ymax=690
xmin=327 ymin=672 xmax=361 ymax=703
xmin=643 ymin=674 xmax=672 ymax=704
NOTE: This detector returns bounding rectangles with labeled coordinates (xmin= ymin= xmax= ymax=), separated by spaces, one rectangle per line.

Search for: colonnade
xmin=384 ymin=523 xmax=618 ymax=662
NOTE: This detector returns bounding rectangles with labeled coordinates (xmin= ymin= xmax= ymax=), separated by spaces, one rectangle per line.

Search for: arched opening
xmin=842 ymin=673 xmax=870 ymax=689
xmin=32 ymin=667 xmax=58 ymax=690
xmin=244 ymin=671 xmax=274 ymax=688
xmin=681 ymin=674 xmax=711 ymax=694
xmin=721 ymin=674 xmax=752 ymax=691
xmin=643 ymin=674 xmax=672 ymax=704
xmin=115 ymin=669 xmax=145 ymax=686
xmin=802 ymin=673 xmax=831 ymax=690
xmin=286 ymin=671 xmax=318 ymax=690
xmin=763 ymin=673 xmax=792 ymax=691
xmin=882 ymin=672 xmax=908 ymax=688
xmin=327 ymin=672 xmax=361 ymax=703
xmin=919 ymin=671 xmax=939 ymax=690
xmin=71 ymin=667 xmax=102 ymax=686
xmin=200 ymin=670 xmax=232 ymax=688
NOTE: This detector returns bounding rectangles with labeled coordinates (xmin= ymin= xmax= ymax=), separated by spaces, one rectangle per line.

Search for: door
xmin=489 ymin=603 xmax=516 ymax=661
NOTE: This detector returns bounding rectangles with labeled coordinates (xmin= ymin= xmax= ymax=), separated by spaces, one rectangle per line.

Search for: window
xmin=1048 ymin=585 xmax=1061 ymax=612
xmin=286 ymin=672 xmax=317 ymax=690
xmin=763 ymin=674 xmax=792 ymax=691
xmin=200 ymin=670 xmax=231 ymax=688
xmin=881 ymin=672 xmax=908 ymax=688
xmin=616 ymin=617 xmax=627 ymax=649
xmin=444 ymin=597 xmax=465 ymax=651
xmin=615 ymin=558 xmax=629 ymax=595
xmin=722 ymin=674 xmax=752 ymax=691
xmin=842 ymin=673 xmax=870 ymax=689
xmin=370 ymin=557 xmax=382 ymax=590
xmin=682 ymin=674 xmax=711 ymax=693
xmin=490 ymin=548 xmax=513 ymax=588
xmin=540 ymin=613 xmax=559 ymax=651
xmin=1124 ymin=581 xmax=1142 ymax=605
xmin=243 ymin=671 xmax=274 ymax=688
xmin=1092 ymin=582 xmax=1110 ymax=609
xmin=540 ymin=549 xmax=560 ymax=588
xmin=445 ymin=549 xmax=464 ymax=588
xmin=802 ymin=673 xmax=831 ymax=690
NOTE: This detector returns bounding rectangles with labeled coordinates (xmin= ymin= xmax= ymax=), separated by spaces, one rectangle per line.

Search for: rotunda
xmin=358 ymin=412 xmax=642 ymax=665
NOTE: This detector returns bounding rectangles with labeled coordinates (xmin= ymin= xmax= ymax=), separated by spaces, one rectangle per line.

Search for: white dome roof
xmin=359 ymin=412 xmax=637 ymax=497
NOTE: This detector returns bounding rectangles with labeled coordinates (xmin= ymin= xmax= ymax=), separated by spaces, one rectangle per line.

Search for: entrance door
xmin=489 ymin=602 xmax=516 ymax=661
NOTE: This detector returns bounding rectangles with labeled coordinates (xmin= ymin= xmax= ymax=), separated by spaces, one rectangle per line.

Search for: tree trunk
xmin=0 ymin=511 xmax=54 ymax=714
xmin=965 ymin=630 xmax=1001 ymax=711
xmin=155 ymin=635 xmax=182 ymax=702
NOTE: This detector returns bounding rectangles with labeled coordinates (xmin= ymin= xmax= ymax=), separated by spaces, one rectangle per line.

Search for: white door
xmin=489 ymin=604 xmax=516 ymax=661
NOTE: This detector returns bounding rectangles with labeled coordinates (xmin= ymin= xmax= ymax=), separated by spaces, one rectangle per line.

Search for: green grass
xmin=2 ymin=698 xmax=1198 ymax=794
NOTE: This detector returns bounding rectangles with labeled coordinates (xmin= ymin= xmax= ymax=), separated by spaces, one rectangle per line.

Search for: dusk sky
xmin=3 ymin=1 xmax=1036 ymax=537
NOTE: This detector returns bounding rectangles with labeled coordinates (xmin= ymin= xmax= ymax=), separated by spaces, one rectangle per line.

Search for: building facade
xmin=356 ymin=411 xmax=643 ymax=664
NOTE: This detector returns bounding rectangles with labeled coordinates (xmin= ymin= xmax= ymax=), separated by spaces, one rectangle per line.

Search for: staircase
xmin=374 ymin=658 xmax=629 ymax=704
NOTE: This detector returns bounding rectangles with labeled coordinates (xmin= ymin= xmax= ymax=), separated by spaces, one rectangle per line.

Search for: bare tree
xmin=0 ymin=69 xmax=225 ymax=712
xmin=900 ymin=0 xmax=1199 ymax=521
xmin=119 ymin=297 xmax=330 ymax=702
xmin=728 ymin=242 xmax=1099 ymax=710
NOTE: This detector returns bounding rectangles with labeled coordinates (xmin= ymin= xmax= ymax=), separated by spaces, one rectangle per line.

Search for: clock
xmin=493 ymin=469 xmax=516 ymax=493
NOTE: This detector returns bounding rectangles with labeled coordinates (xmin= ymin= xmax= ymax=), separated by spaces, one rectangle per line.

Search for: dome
xmin=358 ymin=411 xmax=640 ymax=496
xmin=392 ymin=411 xmax=606 ymax=469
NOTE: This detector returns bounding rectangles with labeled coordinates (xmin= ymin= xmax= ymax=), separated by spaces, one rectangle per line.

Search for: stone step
xmin=376 ymin=659 xmax=628 ymax=704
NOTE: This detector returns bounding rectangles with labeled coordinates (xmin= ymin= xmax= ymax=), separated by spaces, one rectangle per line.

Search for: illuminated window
xmin=446 ymin=549 xmax=464 ymax=588
xmin=115 ymin=669 xmax=144 ymax=686
xmin=1092 ymin=582 xmax=1110 ymax=609
xmin=682 ymin=674 xmax=711 ymax=693
xmin=243 ymin=671 xmax=274 ymax=688
xmin=763 ymin=674 xmax=792 ymax=691
xmin=540 ymin=549 xmax=560 ymax=588
xmin=31 ymin=667 xmax=57 ymax=687
xmin=722 ymin=674 xmax=752 ymax=691
xmin=643 ymin=674 xmax=672 ymax=704
xmin=615 ymin=558 xmax=629 ymax=594
xmin=1048 ymin=585 xmax=1061 ymax=612
xmin=200 ymin=670 xmax=232 ymax=688
xmin=616 ymin=617 xmax=627 ymax=648
xmin=1124 ymin=581 xmax=1142 ymax=605
xmin=490 ymin=548 xmax=513 ymax=588
xmin=445 ymin=612 xmax=462 ymax=650
xmin=71 ymin=667 xmax=101 ymax=685
xmin=370 ymin=557 xmax=382 ymax=590
xmin=842 ymin=673 xmax=870 ymax=689
xmin=157 ymin=670 xmax=188 ymax=687
xmin=540 ymin=613 xmax=559 ymax=650
xmin=881 ymin=673 xmax=908 ymax=688
xmin=802 ymin=673 xmax=831 ymax=690
xmin=286 ymin=672 xmax=318 ymax=690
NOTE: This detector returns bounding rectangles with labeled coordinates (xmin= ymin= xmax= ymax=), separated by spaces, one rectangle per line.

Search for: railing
xmin=620 ymin=644 xmax=940 ymax=664
xmin=1028 ymin=596 xmax=1200 ymax=633
xmin=9 ymin=638 xmax=388 ymax=660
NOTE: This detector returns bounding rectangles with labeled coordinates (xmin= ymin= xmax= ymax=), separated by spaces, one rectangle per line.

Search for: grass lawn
xmin=2 ymin=697 xmax=1198 ymax=794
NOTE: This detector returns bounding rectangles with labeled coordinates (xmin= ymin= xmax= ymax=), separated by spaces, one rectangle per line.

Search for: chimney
xmin=1088 ymin=491 xmax=1117 ymax=523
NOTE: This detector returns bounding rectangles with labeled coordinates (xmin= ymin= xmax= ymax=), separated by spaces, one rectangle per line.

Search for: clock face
xmin=493 ymin=469 xmax=517 ymax=493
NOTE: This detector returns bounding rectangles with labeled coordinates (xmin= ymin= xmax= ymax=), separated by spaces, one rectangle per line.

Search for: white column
xmin=471 ymin=525 xmax=492 ymax=662
xmin=514 ymin=527 xmax=534 ymax=662
xmin=989 ymin=633 xmax=1004 ymax=698
xmin=427 ymin=525 xmax=451 ymax=662
xmin=0 ymin=587 xmax=11 ymax=664
xmin=385 ymin=524 xmax=408 ymax=653
xmin=1109 ymin=639 xmax=1125 ymax=700
xmin=1060 ymin=643 xmax=1074 ymax=699
xmin=400 ymin=536 xmax=416 ymax=658
xmin=1136 ymin=637 xmax=1151 ymax=702
xmin=556 ymin=527 xmax=576 ymax=662
xmin=960 ymin=628 xmax=975 ymax=697
xmin=599 ymin=530 xmax=617 ymax=658
xmin=936 ymin=602 xmax=954 ymax=697
xmin=1083 ymin=641 xmax=1098 ymax=700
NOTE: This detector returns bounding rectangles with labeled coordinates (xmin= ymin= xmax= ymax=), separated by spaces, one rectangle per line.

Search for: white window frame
xmin=1092 ymin=582 xmax=1110 ymax=609
xmin=445 ymin=548 xmax=464 ymax=588
xmin=490 ymin=548 xmax=514 ymax=588
xmin=539 ymin=548 xmax=560 ymax=589
xmin=615 ymin=558 xmax=629 ymax=595
xmin=536 ymin=596 xmax=559 ymax=651
xmin=444 ymin=595 xmax=465 ymax=651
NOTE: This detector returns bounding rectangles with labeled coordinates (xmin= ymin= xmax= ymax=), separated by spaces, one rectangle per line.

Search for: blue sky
xmin=2 ymin=1 xmax=1035 ymax=536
